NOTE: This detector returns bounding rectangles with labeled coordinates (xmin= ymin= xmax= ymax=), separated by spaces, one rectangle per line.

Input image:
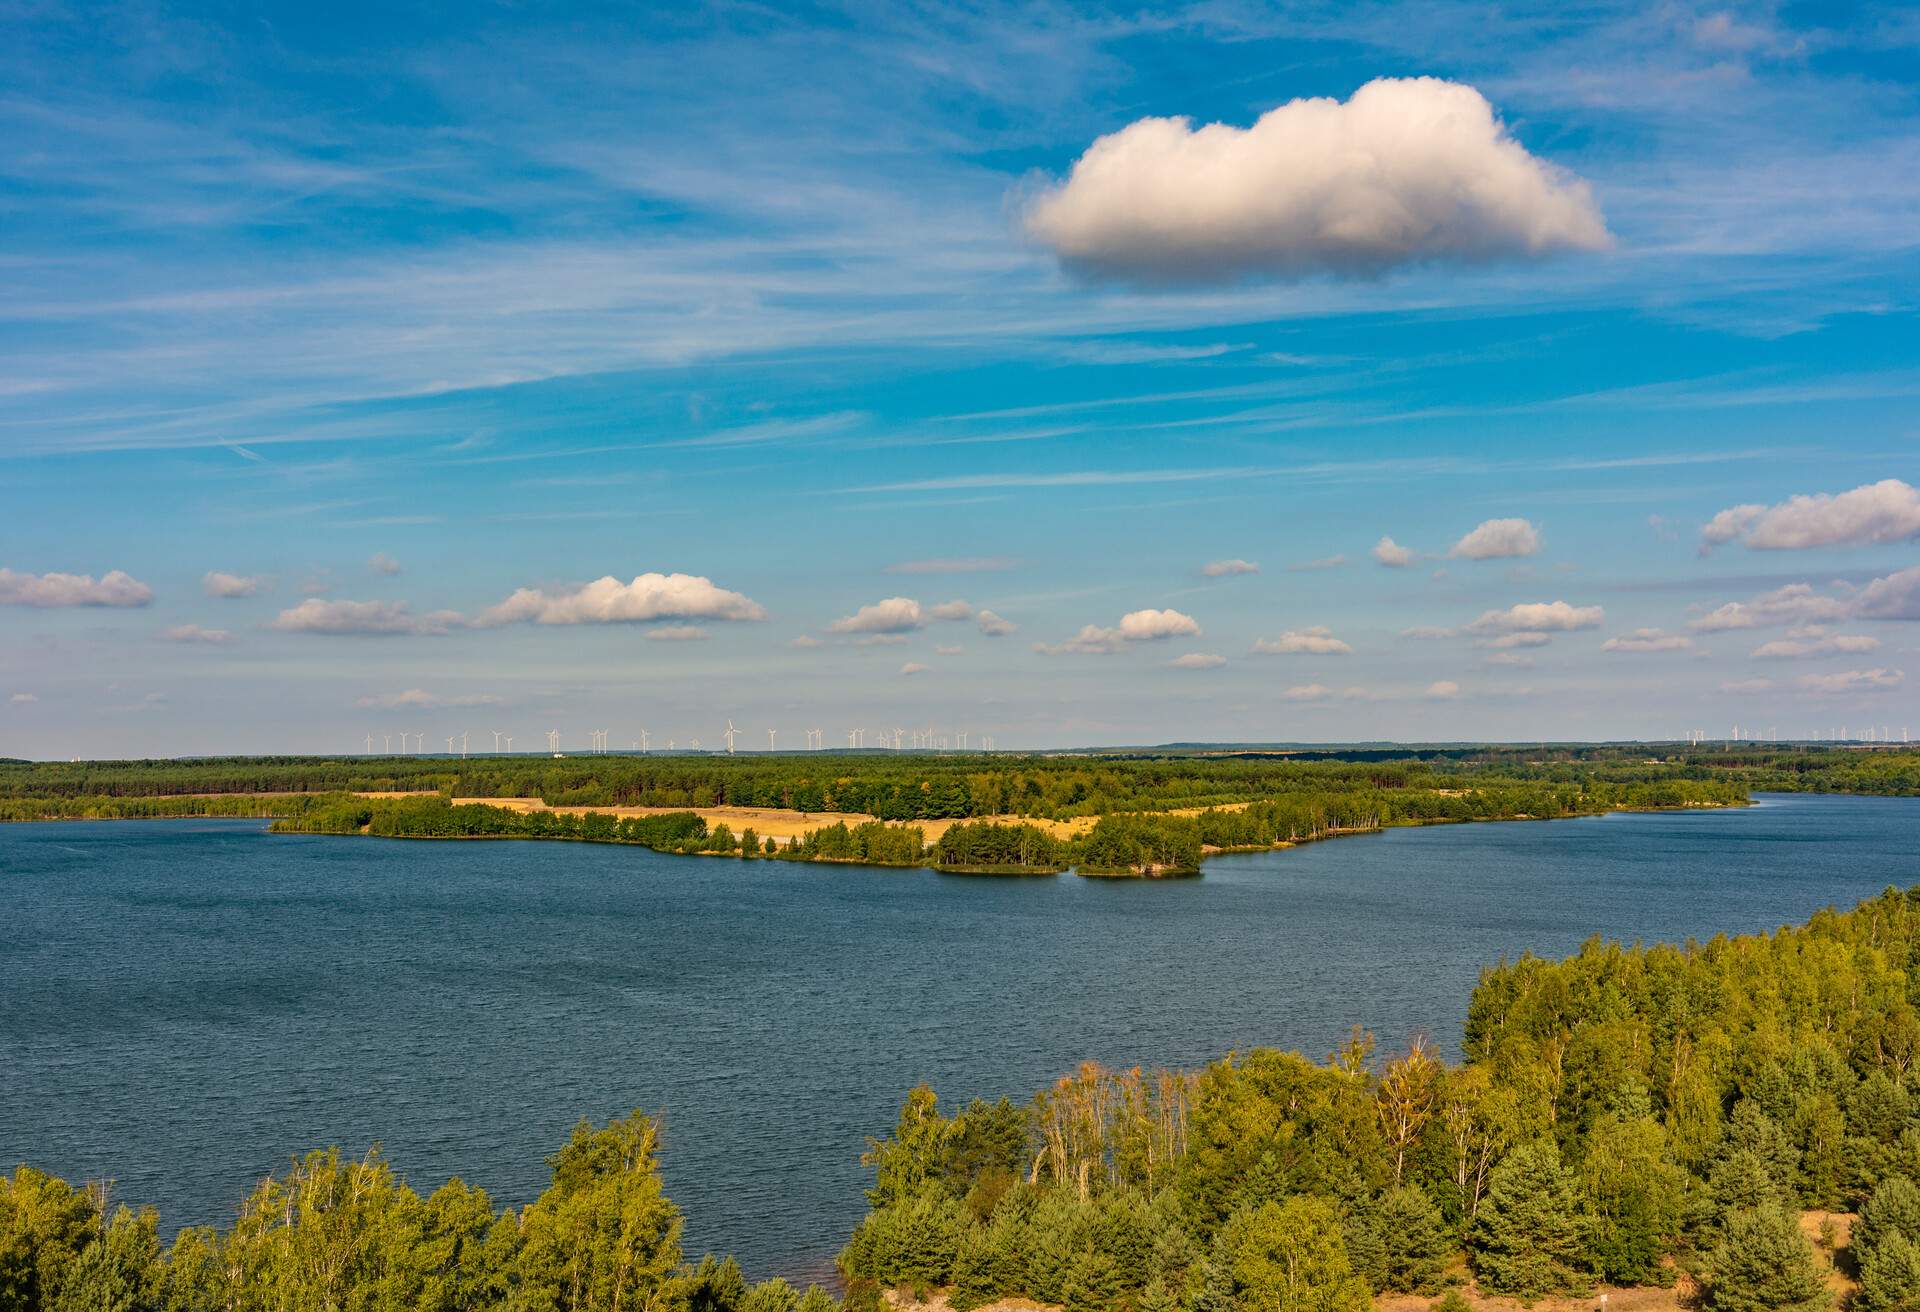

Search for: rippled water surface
xmin=3 ymin=793 xmax=1915 ymax=1278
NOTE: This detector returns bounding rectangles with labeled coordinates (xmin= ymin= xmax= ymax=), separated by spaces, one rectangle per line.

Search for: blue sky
xmin=3 ymin=0 xmax=1919 ymax=755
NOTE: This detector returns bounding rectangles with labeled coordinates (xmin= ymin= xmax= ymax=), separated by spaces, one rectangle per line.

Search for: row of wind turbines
xmin=1684 ymin=726 xmax=1911 ymax=745
xmin=360 ymin=723 xmax=998 ymax=757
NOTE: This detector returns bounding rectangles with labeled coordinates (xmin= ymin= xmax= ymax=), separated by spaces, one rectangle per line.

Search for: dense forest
xmin=10 ymin=891 xmax=1920 ymax=1310
xmin=0 ymin=747 xmax=1796 ymax=875
xmin=837 ymin=885 xmax=1920 ymax=1311
xmin=1 ymin=744 xmax=1898 ymax=821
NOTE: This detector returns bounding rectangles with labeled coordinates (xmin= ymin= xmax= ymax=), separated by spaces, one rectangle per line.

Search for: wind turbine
xmin=383 ymin=733 xmax=393 ymax=754
xmin=547 ymin=729 xmax=560 ymax=753
xmin=414 ymin=732 xmax=425 ymax=753
xmin=364 ymin=733 xmax=373 ymax=754
xmin=599 ymin=728 xmax=610 ymax=754
xmin=446 ymin=736 xmax=455 ymax=755
xmin=639 ymin=728 xmax=650 ymax=751
xmin=724 ymin=720 xmax=738 ymax=754
xmin=504 ymin=735 xmax=513 ymax=754
xmin=490 ymin=730 xmax=502 ymax=753
xmin=767 ymin=728 xmax=777 ymax=751
xmin=460 ymin=731 xmax=469 ymax=759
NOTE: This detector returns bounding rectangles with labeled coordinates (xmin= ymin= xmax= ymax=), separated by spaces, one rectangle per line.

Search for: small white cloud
xmin=1035 ymin=607 xmax=1201 ymax=655
xmin=202 ymin=571 xmax=264 ymax=598
xmin=1690 ymin=583 xmax=1850 ymax=631
xmin=1450 ymin=517 xmax=1541 ymax=560
xmin=975 ymin=609 xmax=1016 ymax=637
xmin=788 ymin=634 xmax=824 ymax=649
xmin=1796 ymin=668 xmax=1904 ymax=695
xmin=645 ymin=625 xmax=709 ymax=642
xmin=1602 ymin=628 xmax=1695 ymax=653
xmin=1201 ymin=559 xmax=1260 ymax=577
xmin=269 ymin=598 xmax=463 ymax=636
xmin=1752 ymin=633 xmax=1879 ymax=660
xmin=1252 ymin=626 xmax=1353 ymax=655
xmin=928 ymin=600 xmax=974 ymax=621
xmin=1702 ymin=479 xmax=1920 ymax=551
xmin=1287 ymin=555 xmax=1347 ymax=572
xmin=1167 ymin=652 xmax=1226 ymax=669
xmin=353 ymin=689 xmax=505 ymax=710
xmin=1483 ymin=652 xmax=1535 ymax=668
xmin=1470 ymin=600 xmax=1604 ymax=633
xmin=160 ymin=624 xmax=233 ymax=645
xmin=1399 ymin=624 xmax=1457 ymax=640
xmin=1371 ymin=536 xmax=1415 ymax=568
xmin=899 ymin=662 xmax=929 ymax=676
xmin=854 ymin=633 xmax=909 ymax=646
xmin=1480 ymin=630 xmax=1554 ymax=650
xmin=0 ymin=568 xmax=153 ymax=608
xmin=1425 ymin=680 xmax=1462 ymax=699
xmin=367 ymin=552 xmax=402 ymax=576
xmin=478 ymin=573 xmax=765 ymax=627
xmin=7 ymin=692 xmax=36 ymax=706
xmin=1024 ymin=77 xmax=1609 ymax=283
xmin=935 ymin=645 xmax=964 ymax=656
xmin=1284 ymin=683 xmax=1330 ymax=701
xmin=885 ymin=556 xmax=1020 ymax=574
xmin=830 ymin=597 xmax=927 ymax=635
xmin=1854 ymin=566 xmax=1920 ymax=621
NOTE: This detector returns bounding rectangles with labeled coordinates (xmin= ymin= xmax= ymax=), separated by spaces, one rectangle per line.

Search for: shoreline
xmin=2 ymin=793 xmax=1754 ymax=876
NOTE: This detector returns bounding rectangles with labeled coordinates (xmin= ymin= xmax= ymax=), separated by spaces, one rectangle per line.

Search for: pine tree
xmin=1856 ymin=1231 xmax=1920 ymax=1312
xmin=1469 ymin=1142 xmax=1588 ymax=1299
xmin=1707 ymin=1205 xmax=1829 ymax=1312
xmin=1855 ymin=1175 xmax=1920 ymax=1267
xmin=1376 ymin=1185 xmax=1452 ymax=1295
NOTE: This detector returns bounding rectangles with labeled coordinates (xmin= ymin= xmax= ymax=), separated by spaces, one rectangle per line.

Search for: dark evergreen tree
xmin=1706 ymin=1206 xmax=1828 ymax=1312
xmin=1468 ymin=1142 xmax=1587 ymax=1299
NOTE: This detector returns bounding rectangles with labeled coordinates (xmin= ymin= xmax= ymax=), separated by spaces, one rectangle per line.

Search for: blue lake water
xmin=2 ymin=793 xmax=1915 ymax=1280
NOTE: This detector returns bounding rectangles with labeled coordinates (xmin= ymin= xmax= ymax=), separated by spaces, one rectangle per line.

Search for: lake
xmin=1 ymin=793 xmax=1914 ymax=1281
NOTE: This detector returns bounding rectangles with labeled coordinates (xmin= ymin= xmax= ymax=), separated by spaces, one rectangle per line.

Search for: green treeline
xmin=273 ymin=796 xmax=710 ymax=850
xmin=838 ymin=886 xmax=1920 ymax=1310
xmin=931 ymin=821 xmax=1066 ymax=872
xmin=0 ymin=1111 xmax=839 ymax=1312
xmin=0 ymin=746 xmax=1819 ymax=825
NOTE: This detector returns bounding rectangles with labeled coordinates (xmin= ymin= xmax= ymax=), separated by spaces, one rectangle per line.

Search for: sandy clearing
xmin=450 ymin=797 xmax=1097 ymax=844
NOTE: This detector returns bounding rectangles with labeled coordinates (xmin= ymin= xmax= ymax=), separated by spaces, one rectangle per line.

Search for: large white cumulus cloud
xmin=1025 ymin=77 xmax=1610 ymax=283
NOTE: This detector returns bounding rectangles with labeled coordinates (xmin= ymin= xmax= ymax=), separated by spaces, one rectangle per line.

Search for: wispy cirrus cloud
xmin=885 ymin=556 xmax=1020 ymax=575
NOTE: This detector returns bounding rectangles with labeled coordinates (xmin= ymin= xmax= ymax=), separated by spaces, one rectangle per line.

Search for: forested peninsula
xmin=10 ymin=887 xmax=1920 ymax=1311
xmin=5 ymin=744 xmax=1893 ymax=876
